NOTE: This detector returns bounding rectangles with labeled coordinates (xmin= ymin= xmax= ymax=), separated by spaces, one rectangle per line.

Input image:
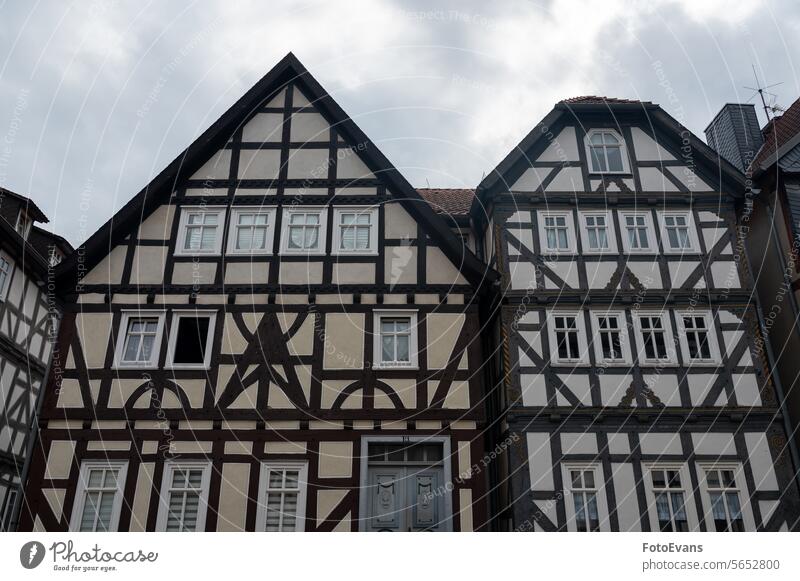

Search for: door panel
xmin=410 ymin=471 xmax=439 ymax=530
xmin=369 ymin=470 xmax=404 ymax=531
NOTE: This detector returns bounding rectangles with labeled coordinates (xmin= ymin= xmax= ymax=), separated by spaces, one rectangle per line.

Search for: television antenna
xmin=744 ymin=65 xmax=784 ymax=121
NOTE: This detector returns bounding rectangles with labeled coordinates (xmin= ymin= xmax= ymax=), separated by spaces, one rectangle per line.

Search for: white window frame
xmin=175 ymin=206 xmax=227 ymax=256
xmin=69 ymin=461 xmax=128 ymax=532
xmin=113 ymin=310 xmax=166 ymax=369
xmin=15 ymin=210 xmax=32 ymax=238
xmin=332 ymin=206 xmax=378 ymax=255
xmin=0 ymin=250 xmax=14 ymax=302
xmin=698 ymin=463 xmax=751 ymax=532
xmin=644 ymin=464 xmax=694 ymax=532
xmin=256 ymin=462 xmax=309 ymax=532
xmin=280 ymin=206 xmax=328 ymax=255
xmin=578 ymin=211 xmax=617 ymax=254
xmin=563 ymin=464 xmax=606 ymax=532
xmin=633 ymin=311 xmax=677 ymax=365
xmin=585 ymin=129 xmax=630 ymax=174
xmin=619 ymin=211 xmax=656 ymax=254
xmin=537 ymin=210 xmax=576 ymax=254
xmin=373 ymin=310 xmax=419 ymax=370
xmin=226 ymin=206 xmax=276 ymax=255
xmin=156 ymin=461 xmax=212 ymax=532
xmin=547 ymin=311 xmax=589 ymax=365
xmin=676 ymin=311 xmax=721 ymax=364
xmin=658 ymin=210 xmax=700 ymax=254
xmin=1 ymin=487 xmax=18 ymax=531
xmin=590 ymin=310 xmax=632 ymax=365
xmin=165 ymin=310 xmax=217 ymax=369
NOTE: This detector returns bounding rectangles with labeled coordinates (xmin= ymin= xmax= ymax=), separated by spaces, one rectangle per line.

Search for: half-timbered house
xmin=474 ymin=97 xmax=800 ymax=531
xmin=18 ymin=54 xmax=495 ymax=532
xmin=0 ymin=188 xmax=68 ymax=530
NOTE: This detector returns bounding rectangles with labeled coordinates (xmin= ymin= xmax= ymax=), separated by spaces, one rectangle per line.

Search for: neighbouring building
xmin=707 ymin=98 xmax=800 ymax=458
xmin=18 ymin=54 xmax=496 ymax=532
xmin=473 ymin=97 xmax=800 ymax=531
xmin=0 ymin=187 xmax=71 ymax=531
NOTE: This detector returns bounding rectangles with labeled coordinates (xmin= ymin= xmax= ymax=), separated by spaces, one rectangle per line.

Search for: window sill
xmin=373 ymin=364 xmax=419 ymax=371
xmin=113 ymin=363 xmax=159 ymax=370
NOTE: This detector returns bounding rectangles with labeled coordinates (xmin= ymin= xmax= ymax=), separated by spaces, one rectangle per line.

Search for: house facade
xmin=0 ymin=188 xmax=69 ymax=531
xmin=473 ymin=97 xmax=800 ymax=531
xmin=706 ymin=99 xmax=800 ymax=458
xmin=17 ymin=54 xmax=495 ymax=532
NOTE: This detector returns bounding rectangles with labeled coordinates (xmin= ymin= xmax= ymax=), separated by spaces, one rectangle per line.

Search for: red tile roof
xmin=417 ymin=188 xmax=474 ymax=216
xmin=561 ymin=96 xmax=647 ymax=105
xmin=751 ymin=96 xmax=800 ymax=171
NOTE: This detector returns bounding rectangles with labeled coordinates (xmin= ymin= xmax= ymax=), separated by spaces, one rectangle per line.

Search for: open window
xmin=15 ymin=209 xmax=32 ymax=238
xmin=166 ymin=310 xmax=216 ymax=368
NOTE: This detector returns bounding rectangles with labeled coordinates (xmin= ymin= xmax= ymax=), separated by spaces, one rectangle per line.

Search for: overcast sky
xmin=1 ymin=0 xmax=799 ymax=245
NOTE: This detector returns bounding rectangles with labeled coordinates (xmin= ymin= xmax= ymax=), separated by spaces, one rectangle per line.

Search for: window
xmin=176 ymin=207 xmax=226 ymax=255
xmin=538 ymin=211 xmax=575 ymax=254
xmin=649 ymin=467 xmax=689 ymax=532
xmin=166 ymin=311 xmax=216 ymax=368
xmin=48 ymin=247 xmax=63 ymax=267
xmin=256 ymin=463 xmax=308 ymax=531
xmin=620 ymin=212 xmax=654 ymax=253
xmin=227 ymin=207 xmax=275 ymax=254
xmin=113 ymin=311 xmax=166 ymax=368
xmin=0 ymin=251 xmax=14 ymax=301
xmin=678 ymin=312 xmax=719 ymax=363
xmin=591 ymin=311 xmax=631 ymax=365
xmin=374 ymin=311 xmax=418 ymax=369
xmin=586 ymin=130 xmax=628 ymax=173
xmin=579 ymin=212 xmax=615 ymax=253
xmin=635 ymin=313 xmax=676 ymax=364
xmin=547 ymin=312 xmax=588 ymax=365
xmin=281 ymin=208 xmax=327 ymax=254
xmin=70 ymin=462 xmax=127 ymax=532
xmin=15 ymin=210 xmax=31 ymax=238
xmin=659 ymin=212 xmax=698 ymax=253
xmin=704 ymin=467 xmax=744 ymax=532
xmin=568 ymin=467 xmax=600 ymax=532
xmin=333 ymin=207 xmax=378 ymax=254
xmin=1 ymin=487 xmax=18 ymax=531
xmin=157 ymin=463 xmax=211 ymax=532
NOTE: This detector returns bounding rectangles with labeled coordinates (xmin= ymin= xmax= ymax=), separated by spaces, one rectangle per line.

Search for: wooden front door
xmin=364 ymin=442 xmax=447 ymax=531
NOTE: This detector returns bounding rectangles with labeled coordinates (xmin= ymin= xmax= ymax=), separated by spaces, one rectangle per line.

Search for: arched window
xmin=587 ymin=130 xmax=627 ymax=173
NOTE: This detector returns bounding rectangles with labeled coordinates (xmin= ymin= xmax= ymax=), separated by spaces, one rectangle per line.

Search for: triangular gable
xmin=58 ymin=53 xmax=494 ymax=289
xmin=476 ymin=101 xmax=746 ymax=205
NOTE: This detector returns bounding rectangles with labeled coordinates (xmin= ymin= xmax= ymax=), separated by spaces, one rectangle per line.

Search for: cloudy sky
xmin=1 ymin=0 xmax=798 ymax=245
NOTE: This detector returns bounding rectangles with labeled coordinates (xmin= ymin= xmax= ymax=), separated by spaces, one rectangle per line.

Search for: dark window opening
xmin=172 ymin=316 xmax=211 ymax=365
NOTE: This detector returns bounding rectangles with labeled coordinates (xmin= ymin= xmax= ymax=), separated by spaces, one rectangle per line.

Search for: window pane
xmin=172 ymin=317 xmax=211 ymax=365
xmin=606 ymin=146 xmax=623 ymax=171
